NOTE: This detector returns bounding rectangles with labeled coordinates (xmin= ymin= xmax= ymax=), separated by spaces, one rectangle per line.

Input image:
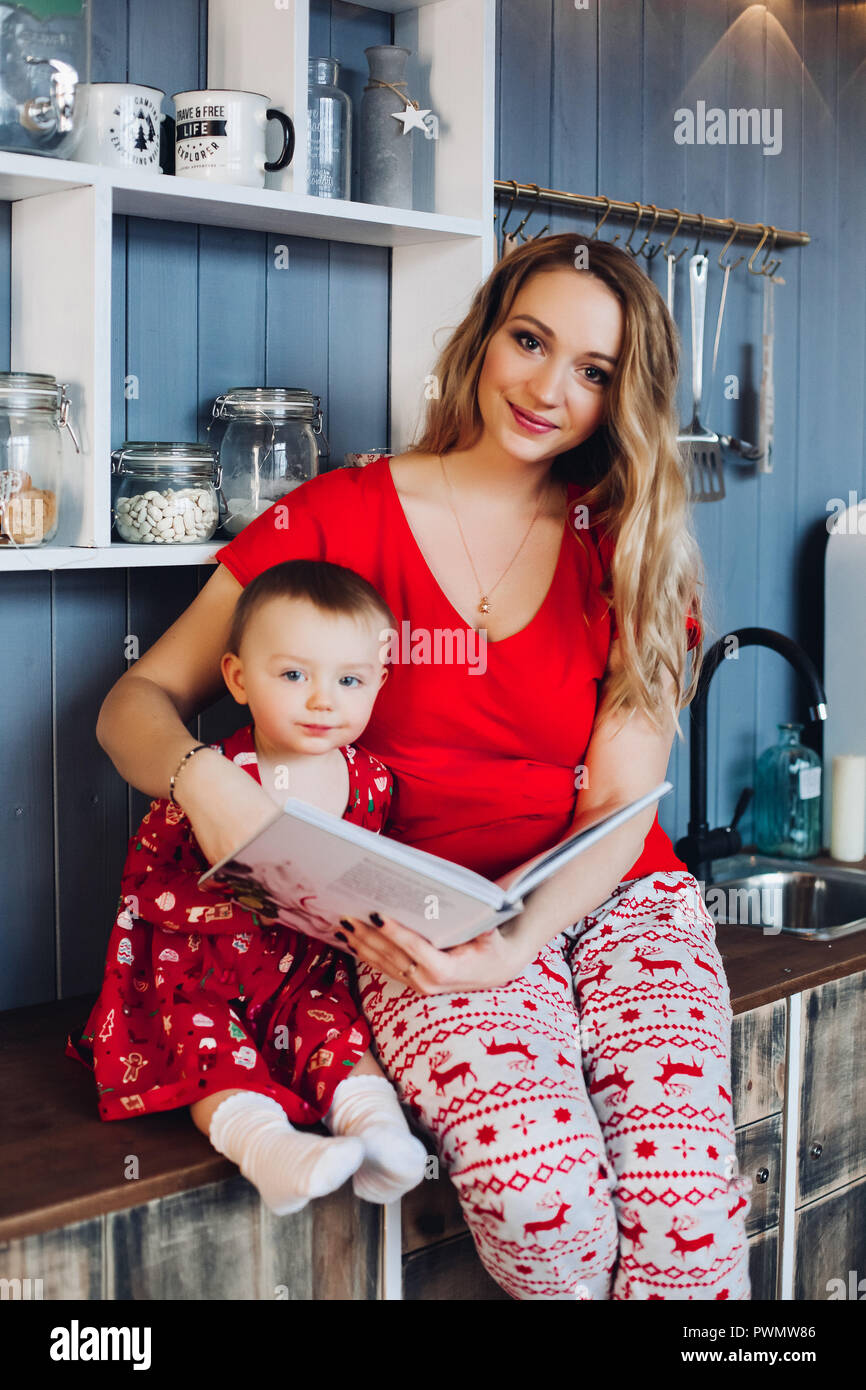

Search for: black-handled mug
xmin=171 ymin=89 xmax=295 ymax=188
xmin=265 ymin=108 xmax=295 ymax=172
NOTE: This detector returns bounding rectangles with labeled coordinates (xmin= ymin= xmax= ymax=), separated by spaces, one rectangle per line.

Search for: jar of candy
xmin=209 ymin=387 xmax=325 ymax=537
xmin=111 ymin=442 xmax=221 ymax=543
xmin=0 ymin=372 xmax=80 ymax=547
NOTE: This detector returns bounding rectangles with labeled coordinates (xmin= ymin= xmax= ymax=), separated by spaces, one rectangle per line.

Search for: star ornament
xmin=391 ymin=103 xmax=431 ymax=134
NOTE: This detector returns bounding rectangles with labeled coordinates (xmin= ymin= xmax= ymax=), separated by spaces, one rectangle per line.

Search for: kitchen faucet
xmin=674 ymin=627 xmax=828 ymax=885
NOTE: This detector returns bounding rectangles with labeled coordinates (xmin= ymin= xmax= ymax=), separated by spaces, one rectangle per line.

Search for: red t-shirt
xmin=215 ymin=456 xmax=698 ymax=885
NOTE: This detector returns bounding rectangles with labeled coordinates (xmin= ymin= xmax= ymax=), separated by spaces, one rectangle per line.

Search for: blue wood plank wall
xmin=1 ymin=0 xmax=862 ymax=1009
xmin=497 ymin=0 xmax=865 ymax=870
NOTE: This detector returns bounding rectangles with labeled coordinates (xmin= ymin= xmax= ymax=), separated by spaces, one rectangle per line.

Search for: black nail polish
xmin=369 ymin=912 xmax=384 ymax=927
xmin=339 ymin=919 xmax=355 ymax=932
xmin=334 ymin=931 xmax=347 ymax=943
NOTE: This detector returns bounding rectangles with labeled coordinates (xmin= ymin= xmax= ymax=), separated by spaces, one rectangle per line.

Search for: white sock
xmin=324 ymin=1074 xmax=428 ymax=1204
xmin=207 ymin=1091 xmax=364 ymax=1217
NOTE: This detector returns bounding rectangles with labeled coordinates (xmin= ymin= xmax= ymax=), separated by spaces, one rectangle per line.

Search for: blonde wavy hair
xmin=405 ymin=231 xmax=709 ymax=737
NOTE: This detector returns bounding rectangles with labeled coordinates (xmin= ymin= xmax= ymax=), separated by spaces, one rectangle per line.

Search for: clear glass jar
xmin=209 ymin=388 xmax=326 ymax=538
xmin=307 ymin=57 xmax=351 ymax=199
xmin=111 ymin=443 xmax=221 ymax=544
xmin=754 ymin=722 xmax=823 ymax=858
xmin=0 ymin=0 xmax=91 ymax=158
xmin=0 ymin=372 xmax=79 ymax=546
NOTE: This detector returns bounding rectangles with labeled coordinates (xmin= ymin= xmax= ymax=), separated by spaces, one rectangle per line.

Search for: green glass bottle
xmin=754 ymin=723 xmax=822 ymax=858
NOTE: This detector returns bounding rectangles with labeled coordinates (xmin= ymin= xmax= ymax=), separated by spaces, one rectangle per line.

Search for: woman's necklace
xmin=438 ymin=453 xmax=556 ymax=615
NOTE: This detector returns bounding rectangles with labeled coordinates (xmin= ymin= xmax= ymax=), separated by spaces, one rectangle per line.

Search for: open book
xmin=197 ymin=782 xmax=673 ymax=949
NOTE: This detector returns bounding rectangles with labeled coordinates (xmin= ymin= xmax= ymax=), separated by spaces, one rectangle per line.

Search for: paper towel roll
xmin=830 ymin=755 xmax=866 ymax=861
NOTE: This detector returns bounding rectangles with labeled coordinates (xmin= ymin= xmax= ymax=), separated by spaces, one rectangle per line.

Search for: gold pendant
xmin=479 ymin=596 xmax=490 ymax=614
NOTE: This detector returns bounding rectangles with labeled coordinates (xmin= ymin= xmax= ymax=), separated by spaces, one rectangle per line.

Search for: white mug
xmin=76 ymin=83 xmax=166 ymax=171
xmin=171 ymin=89 xmax=295 ymax=188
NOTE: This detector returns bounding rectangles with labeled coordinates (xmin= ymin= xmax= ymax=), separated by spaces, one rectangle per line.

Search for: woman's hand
xmin=336 ymin=913 xmax=530 ymax=994
xmin=174 ymin=748 xmax=281 ymax=867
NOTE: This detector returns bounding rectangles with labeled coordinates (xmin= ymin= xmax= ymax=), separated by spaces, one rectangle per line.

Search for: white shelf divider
xmin=207 ymin=0 xmax=308 ymax=196
xmin=390 ymin=0 xmax=495 ymax=451
xmin=0 ymin=542 xmax=223 ymax=572
xmin=110 ymin=173 xmax=483 ymax=244
xmin=10 ymin=182 xmax=113 ymax=549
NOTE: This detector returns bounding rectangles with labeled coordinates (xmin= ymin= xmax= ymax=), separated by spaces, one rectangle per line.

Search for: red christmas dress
xmin=65 ymin=722 xmax=393 ymax=1124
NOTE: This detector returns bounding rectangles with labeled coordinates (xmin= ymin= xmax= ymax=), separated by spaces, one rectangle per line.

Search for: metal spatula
xmin=678 ymin=253 xmax=725 ymax=502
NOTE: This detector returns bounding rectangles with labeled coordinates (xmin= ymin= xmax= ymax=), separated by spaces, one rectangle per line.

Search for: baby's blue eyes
xmin=281 ymin=670 xmax=361 ymax=687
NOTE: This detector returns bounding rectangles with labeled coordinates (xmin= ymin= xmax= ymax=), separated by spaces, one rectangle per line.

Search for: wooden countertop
xmin=2 ymin=878 xmax=866 ymax=1241
xmin=1 ymin=993 xmax=237 ymax=1242
xmin=721 ymin=923 xmax=866 ymax=1014
xmin=716 ymin=849 xmax=866 ymax=1013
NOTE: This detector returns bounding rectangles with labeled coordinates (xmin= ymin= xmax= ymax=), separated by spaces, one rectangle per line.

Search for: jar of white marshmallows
xmin=111 ymin=442 xmax=222 ymax=544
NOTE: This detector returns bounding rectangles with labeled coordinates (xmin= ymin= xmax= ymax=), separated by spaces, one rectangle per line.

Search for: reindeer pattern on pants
xmin=356 ymin=872 xmax=753 ymax=1300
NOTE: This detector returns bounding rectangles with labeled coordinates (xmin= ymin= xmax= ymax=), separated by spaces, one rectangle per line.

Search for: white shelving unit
xmin=0 ymin=0 xmax=495 ymax=571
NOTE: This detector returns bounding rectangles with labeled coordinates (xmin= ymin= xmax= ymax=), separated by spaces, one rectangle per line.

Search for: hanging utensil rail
xmin=493 ymin=179 xmax=809 ymax=254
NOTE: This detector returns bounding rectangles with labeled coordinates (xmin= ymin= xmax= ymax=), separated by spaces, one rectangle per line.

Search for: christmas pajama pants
xmin=356 ymin=871 xmax=753 ymax=1300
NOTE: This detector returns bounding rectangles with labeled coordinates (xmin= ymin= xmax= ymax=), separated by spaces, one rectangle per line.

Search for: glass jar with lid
xmin=0 ymin=371 xmax=80 ymax=547
xmin=0 ymin=0 xmax=91 ymax=158
xmin=209 ymin=388 xmax=326 ymax=538
xmin=111 ymin=442 xmax=222 ymax=544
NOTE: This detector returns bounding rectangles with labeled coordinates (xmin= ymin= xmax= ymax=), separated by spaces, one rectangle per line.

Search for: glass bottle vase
xmin=754 ymin=722 xmax=822 ymax=858
xmin=307 ymin=57 xmax=351 ymax=199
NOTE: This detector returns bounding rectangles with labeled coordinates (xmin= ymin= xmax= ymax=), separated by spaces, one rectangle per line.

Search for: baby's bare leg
xmin=190 ymin=1088 xmax=246 ymax=1137
xmin=350 ymin=1049 xmax=387 ymax=1079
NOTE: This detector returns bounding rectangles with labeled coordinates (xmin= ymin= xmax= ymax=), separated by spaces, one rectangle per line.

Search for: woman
xmin=95 ymin=233 xmax=750 ymax=1300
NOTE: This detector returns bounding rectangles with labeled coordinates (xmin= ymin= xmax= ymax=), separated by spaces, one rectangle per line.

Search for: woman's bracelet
xmin=169 ymin=743 xmax=209 ymax=806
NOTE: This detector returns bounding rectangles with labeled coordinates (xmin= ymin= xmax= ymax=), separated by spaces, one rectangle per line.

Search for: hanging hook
xmin=498 ymin=180 xmax=520 ymax=238
xmin=691 ymin=212 xmax=707 ymax=259
xmin=589 ymin=195 xmax=612 ymax=239
xmin=658 ymin=208 xmax=690 ymax=264
xmin=718 ymin=219 xmax=746 ymax=271
xmin=767 ymin=252 xmax=785 ymax=284
xmin=616 ymin=201 xmax=644 ymax=254
xmin=758 ymin=226 xmax=780 ymax=276
xmin=496 ymin=180 xmax=521 ymax=259
xmin=513 ymin=183 xmax=541 ymax=240
xmin=516 ymin=184 xmax=549 ymax=242
xmin=747 ymin=224 xmax=771 ymax=275
xmin=637 ymin=204 xmax=663 ymax=260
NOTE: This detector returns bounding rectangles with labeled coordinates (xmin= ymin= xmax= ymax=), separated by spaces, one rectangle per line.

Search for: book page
xmin=199 ymin=812 xmax=502 ymax=949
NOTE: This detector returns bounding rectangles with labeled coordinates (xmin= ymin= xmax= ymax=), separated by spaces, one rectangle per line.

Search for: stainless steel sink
xmin=700 ymin=854 xmax=866 ymax=940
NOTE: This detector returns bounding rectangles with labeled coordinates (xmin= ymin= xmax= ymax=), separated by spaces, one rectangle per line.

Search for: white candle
xmin=830 ymin=755 xmax=866 ymax=862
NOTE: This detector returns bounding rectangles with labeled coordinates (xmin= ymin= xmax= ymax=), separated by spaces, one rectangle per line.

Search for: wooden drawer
xmin=794 ymin=1176 xmax=866 ymax=1300
xmin=0 ymin=1177 xmax=382 ymax=1300
xmin=797 ymin=972 xmax=866 ymax=1205
xmin=747 ymin=1227 xmax=778 ymax=1301
xmin=402 ymin=1154 xmax=466 ymax=1255
xmin=736 ymin=1113 xmax=782 ymax=1238
xmin=403 ymin=1232 xmax=510 ymax=1301
xmin=731 ymin=1000 xmax=786 ymax=1127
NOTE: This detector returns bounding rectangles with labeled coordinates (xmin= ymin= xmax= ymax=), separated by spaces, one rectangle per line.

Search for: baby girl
xmin=66 ymin=558 xmax=427 ymax=1215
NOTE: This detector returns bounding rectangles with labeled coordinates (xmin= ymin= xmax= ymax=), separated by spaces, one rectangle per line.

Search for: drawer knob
xmin=756 ymin=1167 xmax=770 ymax=1184
xmin=810 ymin=1142 xmax=823 ymax=1159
